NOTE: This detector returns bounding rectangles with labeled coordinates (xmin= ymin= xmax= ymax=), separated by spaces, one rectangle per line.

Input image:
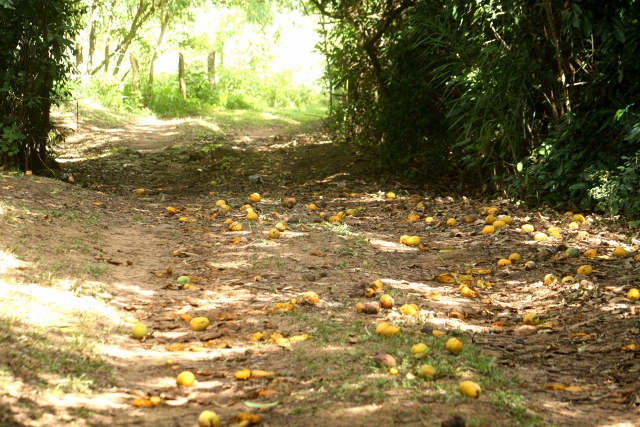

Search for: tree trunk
xmin=179 ymin=52 xmax=187 ymax=99
xmin=130 ymin=52 xmax=140 ymax=99
xmin=112 ymin=0 xmax=155 ymax=76
xmin=543 ymin=0 xmax=571 ymax=119
xmin=88 ymin=20 xmax=96 ymax=72
xmin=207 ymin=51 xmax=216 ymax=91
xmin=144 ymin=3 xmax=170 ymax=107
xmin=75 ymin=40 xmax=83 ymax=68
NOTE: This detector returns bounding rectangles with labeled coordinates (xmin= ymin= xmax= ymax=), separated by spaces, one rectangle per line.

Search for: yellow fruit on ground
xmin=548 ymin=227 xmax=562 ymax=237
xmin=508 ymin=253 xmax=522 ymax=263
xmin=499 ymin=216 xmax=513 ymax=225
xmin=627 ymin=288 xmax=640 ymax=300
xmin=561 ymin=276 xmax=576 ymax=284
xmin=307 ymin=203 xmax=318 ymax=211
xmin=583 ymin=249 xmax=597 ymax=258
xmin=131 ymin=323 xmax=148 ymax=340
xmin=573 ymin=214 xmax=585 ymax=223
xmin=577 ymin=230 xmax=590 ymax=239
xmin=544 ymin=274 xmax=558 ymax=285
xmin=492 ymin=220 xmax=507 ymax=229
xmin=432 ymin=330 xmax=445 ymax=337
xmin=376 ymin=322 xmax=390 ymax=334
xmin=215 ymin=199 xmax=226 ymax=207
xmin=246 ymin=211 xmax=259 ymax=221
xmin=523 ymin=312 xmax=539 ymax=325
xmin=249 ymin=193 xmax=261 ymax=203
xmin=533 ymin=232 xmax=549 ymax=241
xmin=460 ymin=286 xmax=478 ymax=298
xmin=445 ymin=337 xmax=463 ymax=354
xmin=379 ymin=294 xmax=394 ymax=309
xmin=464 ymin=215 xmax=475 ymax=223
xmin=190 ymin=317 xmax=210 ymax=331
xmin=446 ymin=218 xmax=457 ymax=227
xmin=303 ymin=291 xmax=320 ymax=304
xmin=405 ymin=236 xmax=421 ymax=246
xmin=411 ymin=343 xmax=430 ymax=359
xmin=268 ymin=228 xmax=281 ymax=239
xmin=567 ymin=221 xmax=580 ymax=230
xmin=370 ymin=280 xmax=384 ymax=291
xmin=417 ymin=364 xmax=436 ymax=379
xmin=355 ymin=302 xmax=365 ymax=312
xmin=275 ymin=222 xmax=287 ymax=232
xmin=634 ymin=254 xmax=640 ymax=262
xmin=229 ymin=221 xmax=243 ymax=231
xmin=613 ymin=247 xmax=628 ymax=258
xmin=424 ymin=216 xmax=434 ymax=223
xmin=386 ymin=192 xmax=396 ymax=199
xmin=485 ymin=215 xmax=496 ymax=225
xmin=399 ymin=304 xmax=419 ymax=316
xmin=497 ymin=258 xmax=512 ymax=267
xmin=134 ymin=188 xmax=146 ymax=196
xmin=482 ymin=225 xmax=495 ymax=235
xmin=458 ymin=380 xmax=482 ymax=398
xmin=198 ymin=410 xmax=220 ymax=427
xmin=577 ymin=265 xmax=593 ymax=275
xmin=346 ymin=208 xmax=358 ymax=216
xmin=521 ymin=224 xmax=535 ymax=232
xmin=399 ymin=235 xmax=410 ymax=245
xmin=389 ymin=367 xmax=398 ymax=375
xmin=176 ymin=371 xmax=195 ymax=386
xmin=382 ymin=326 xmax=401 ymax=336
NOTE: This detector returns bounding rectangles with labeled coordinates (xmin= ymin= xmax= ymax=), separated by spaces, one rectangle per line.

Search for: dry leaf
xmin=250 ymin=370 xmax=274 ymax=378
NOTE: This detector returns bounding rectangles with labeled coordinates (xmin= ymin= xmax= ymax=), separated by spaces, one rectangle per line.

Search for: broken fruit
xmin=544 ymin=274 xmax=558 ymax=285
xmin=176 ymin=371 xmax=195 ymax=386
xmin=613 ymin=247 xmax=628 ymax=258
xmin=282 ymin=197 xmax=297 ymax=208
xmin=417 ymin=364 xmax=436 ymax=379
xmin=376 ymin=322 xmax=401 ymax=336
xmin=460 ymin=286 xmax=478 ymax=298
xmin=411 ymin=343 xmax=430 ymax=359
xmin=577 ymin=265 xmax=593 ymax=275
xmin=275 ymin=222 xmax=287 ymax=232
xmin=249 ymin=193 xmax=261 ymax=203
xmin=131 ymin=323 xmax=148 ymax=340
xmin=627 ymin=288 xmax=640 ymax=300
xmin=303 ymin=291 xmax=320 ymax=304
xmin=198 ymin=410 xmax=220 ymax=427
xmin=229 ymin=221 xmax=243 ymax=231
xmin=583 ymin=249 xmax=597 ymax=258
xmin=445 ymin=337 xmax=463 ymax=354
xmin=190 ymin=317 xmax=210 ymax=331
xmin=523 ymin=312 xmax=539 ymax=325
xmin=355 ymin=302 xmax=365 ymax=312
xmin=268 ymin=228 xmax=281 ymax=239
xmin=234 ymin=368 xmax=251 ymax=380
xmin=458 ymin=380 xmax=481 ymax=398
xmin=399 ymin=304 xmax=419 ymax=316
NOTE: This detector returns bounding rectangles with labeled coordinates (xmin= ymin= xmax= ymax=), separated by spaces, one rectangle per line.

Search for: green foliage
xmin=0 ymin=0 xmax=85 ymax=171
xmin=316 ymin=0 xmax=640 ymax=218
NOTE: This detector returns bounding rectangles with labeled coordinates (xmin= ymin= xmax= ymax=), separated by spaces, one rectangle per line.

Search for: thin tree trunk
xmin=75 ymin=41 xmax=83 ymax=68
xmin=179 ymin=52 xmax=187 ymax=99
xmin=543 ymin=0 xmax=571 ymax=118
xmin=112 ymin=0 xmax=155 ymax=76
xmin=145 ymin=2 xmax=170 ymax=107
xmin=207 ymin=51 xmax=216 ymax=91
xmin=130 ymin=52 xmax=140 ymax=98
xmin=88 ymin=20 xmax=96 ymax=72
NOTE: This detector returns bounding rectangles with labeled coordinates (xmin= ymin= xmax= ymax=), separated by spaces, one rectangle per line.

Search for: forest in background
xmin=2 ymin=0 xmax=640 ymax=220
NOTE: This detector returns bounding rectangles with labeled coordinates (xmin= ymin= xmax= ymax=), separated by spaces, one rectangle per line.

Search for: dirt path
xmin=1 ymin=111 xmax=639 ymax=427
